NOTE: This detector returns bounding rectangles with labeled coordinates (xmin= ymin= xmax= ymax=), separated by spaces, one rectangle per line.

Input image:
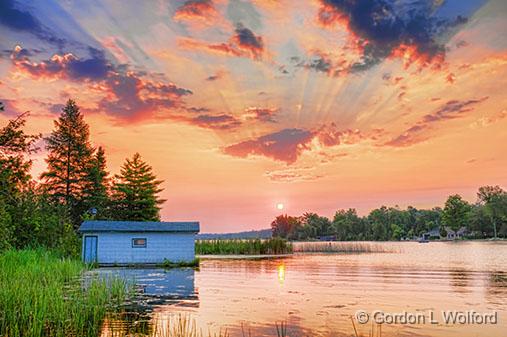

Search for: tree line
xmin=0 ymin=100 xmax=164 ymax=254
xmin=271 ymin=187 xmax=507 ymax=241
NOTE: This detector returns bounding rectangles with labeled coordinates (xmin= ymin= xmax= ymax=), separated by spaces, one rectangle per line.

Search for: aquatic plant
xmin=292 ymin=241 xmax=394 ymax=253
xmin=0 ymin=249 xmax=127 ymax=337
xmin=195 ymin=238 xmax=293 ymax=255
xmin=162 ymin=258 xmax=200 ymax=268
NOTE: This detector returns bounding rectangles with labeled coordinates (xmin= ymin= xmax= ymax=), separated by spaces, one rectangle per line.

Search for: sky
xmin=1 ymin=0 xmax=506 ymax=232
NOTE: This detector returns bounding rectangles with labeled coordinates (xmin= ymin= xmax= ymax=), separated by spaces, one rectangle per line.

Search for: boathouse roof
xmin=79 ymin=220 xmax=200 ymax=233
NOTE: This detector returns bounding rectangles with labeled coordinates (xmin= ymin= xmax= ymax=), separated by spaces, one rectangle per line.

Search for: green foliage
xmin=111 ymin=153 xmax=165 ymax=221
xmin=196 ymin=238 xmax=293 ymax=255
xmin=1 ymin=99 xmax=165 ymax=254
xmin=0 ymin=249 xmax=127 ymax=337
xmin=476 ymin=185 xmax=507 ymax=238
xmin=271 ymin=214 xmax=301 ymax=238
xmin=442 ymin=194 xmax=472 ymax=231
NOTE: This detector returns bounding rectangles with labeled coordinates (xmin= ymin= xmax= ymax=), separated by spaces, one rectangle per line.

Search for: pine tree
xmin=111 ymin=153 xmax=165 ymax=221
xmin=41 ymin=99 xmax=94 ymax=227
xmin=82 ymin=146 xmax=110 ymax=218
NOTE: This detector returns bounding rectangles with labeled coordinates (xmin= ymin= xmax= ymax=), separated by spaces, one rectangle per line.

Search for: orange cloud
xmin=178 ymin=25 xmax=265 ymax=60
xmin=173 ymin=0 xmax=217 ymax=22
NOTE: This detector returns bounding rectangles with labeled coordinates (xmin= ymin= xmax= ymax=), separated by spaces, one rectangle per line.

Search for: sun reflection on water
xmin=277 ymin=264 xmax=285 ymax=284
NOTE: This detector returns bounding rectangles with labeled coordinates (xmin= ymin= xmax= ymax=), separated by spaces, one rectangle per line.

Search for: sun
xmin=276 ymin=203 xmax=284 ymax=210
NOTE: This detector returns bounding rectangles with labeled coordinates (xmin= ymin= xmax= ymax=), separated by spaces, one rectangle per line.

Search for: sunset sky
xmin=1 ymin=0 xmax=506 ymax=232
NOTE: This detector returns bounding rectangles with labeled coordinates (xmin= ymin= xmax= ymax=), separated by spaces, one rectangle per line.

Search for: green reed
xmin=195 ymin=238 xmax=292 ymax=255
xmin=0 ymin=249 xmax=127 ymax=337
xmin=293 ymin=241 xmax=393 ymax=253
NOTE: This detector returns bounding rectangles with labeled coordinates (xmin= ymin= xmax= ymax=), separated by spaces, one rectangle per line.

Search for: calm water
xmin=99 ymin=241 xmax=507 ymax=336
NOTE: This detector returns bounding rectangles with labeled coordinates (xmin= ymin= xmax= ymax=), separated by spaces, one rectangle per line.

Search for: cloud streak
xmin=178 ymin=23 xmax=265 ymax=60
xmin=385 ymin=97 xmax=489 ymax=147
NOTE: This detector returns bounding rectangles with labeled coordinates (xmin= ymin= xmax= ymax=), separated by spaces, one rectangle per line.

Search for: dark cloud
xmin=223 ymin=128 xmax=314 ymax=164
xmin=190 ymin=114 xmax=241 ymax=130
xmin=0 ymin=0 xmax=65 ymax=47
xmin=11 ymin=46 xmax=112 ymax=81
xmin=0 ymin=98 xmax=24 ymax=117
xmin=174 ymin=0 xmax=216 ymax=21
xmin=243 ymin=107 xmax=278 ymax=123
xmin=232 ymin=24 xmax=264 ymax=59
xmin=385 ymin=97 xmax=489 ymax=147
xmin=289 ymin=52 xmax=350 ymax=77
xmin=187 ymin=107 xmax=211 ymax=113
xmin=206 ymin=75 xmax=220 ymax=81
xmin=384 ymin=124 xmax=430 ymax=147
xmin=205 ymin=70 xmax=225 ymax=81
xmin=422 ymin=97 xmax=489 ymax=122
xmin=97 ymin=71 xmax=192 ymax=120
xmin=10 ymin=46 xmax=193 ymax=120
xmin=318 ymin=0 xmax=478 ymax=71
xmin=223 ymin=123 xmax=369 ymax=164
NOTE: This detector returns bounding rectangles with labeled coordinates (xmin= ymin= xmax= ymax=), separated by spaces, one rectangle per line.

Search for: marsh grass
xmin=293 ymin=241 xmax=394 ymax=253
xmin=0 ymin=249 xmax=127 ymax=337
xmin=196 ymin=238 xmax=292 ymax=255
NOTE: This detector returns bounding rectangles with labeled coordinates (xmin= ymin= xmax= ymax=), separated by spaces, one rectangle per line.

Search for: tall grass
xmin=195 ymin=238 xmax=292 ymax=255
xmin=0 ymin=249 xmax=127 ymax=337
xmin=293 ymin=241 xmax=393 ymax=253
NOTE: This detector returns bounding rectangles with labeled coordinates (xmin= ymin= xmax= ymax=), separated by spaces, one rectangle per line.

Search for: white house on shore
xmin=78 ymin=220 xmax=200 ymax=265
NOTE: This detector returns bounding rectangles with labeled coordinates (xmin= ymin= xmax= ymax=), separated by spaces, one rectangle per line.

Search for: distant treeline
xmin=271 ymin=187 xmax=507 ymax=241
xmin=0 ymin=100 xmax=164 ymax=255
xmin=197 ymin=229 xmax=272 ymax=240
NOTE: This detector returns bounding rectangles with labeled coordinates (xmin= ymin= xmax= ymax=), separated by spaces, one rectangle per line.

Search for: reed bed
xmin=293 ymin=241 xmax=393 ymax=253
xmin=196 ymin=238 xmax=292 ymax=255
xmin=0 ymin=249 xmax=127 ymax=337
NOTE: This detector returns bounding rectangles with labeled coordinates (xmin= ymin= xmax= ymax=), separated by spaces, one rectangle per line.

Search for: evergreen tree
xmin=41 ymin=99 xmax=94 ymax=227
xmin=82 ymin=146 xmax=110 ymax=218
xmin=111 ymin=153 xmax=165 ymax=221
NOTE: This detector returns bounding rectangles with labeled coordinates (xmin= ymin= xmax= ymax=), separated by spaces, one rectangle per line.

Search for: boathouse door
xmin=83 ymin=235 xmax=98 ymax=263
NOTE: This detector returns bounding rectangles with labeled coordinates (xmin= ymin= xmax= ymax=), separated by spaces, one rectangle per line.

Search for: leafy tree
xmin=111 ymin=153 xmax=165 ymax=221
xmin=299 ymin=212 xmax=332 ymax=238
xmin=271 ymin=214 xmax=300 ymax=238
xmin=41 ymin=100 xmax=94 ymax=227
xmin=0 ymin=112 xmax=40 ymax=200
xmin=390 ymin=223 xmax=404 ymax=240
xmin=442 ymin=194 xmax=472 ymax=232
xmin=477 ymin=185 xmax=506 ymax=238
xmin=333 ymin=209 xmax=365 ymax=240
xmin=0 ymin=105 xmax=40 ymax=250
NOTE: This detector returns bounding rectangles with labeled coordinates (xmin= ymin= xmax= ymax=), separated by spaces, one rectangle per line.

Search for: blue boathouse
xmin=78 ymin=220 xmax=200 ymax=265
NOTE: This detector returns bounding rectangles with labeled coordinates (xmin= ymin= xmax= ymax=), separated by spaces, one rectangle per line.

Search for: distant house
xmin=421 ymin=228 xmax=441 ymax=240
xmin=445 ymin=226 xmax=467 ymax=240
xmin=78 ymin=220 xmax=200 ymax=265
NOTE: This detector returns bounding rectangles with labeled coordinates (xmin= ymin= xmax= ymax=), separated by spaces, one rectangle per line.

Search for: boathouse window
xmin=132 ymin=238 xmax=147 ymax=248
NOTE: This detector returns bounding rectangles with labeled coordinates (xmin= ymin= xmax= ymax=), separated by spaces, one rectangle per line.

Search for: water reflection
xmin=98 ymin=242 xmax=507 ymax=337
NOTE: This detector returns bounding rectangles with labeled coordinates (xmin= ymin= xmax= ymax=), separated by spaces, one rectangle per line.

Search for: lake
xmin=98 ymin=241 xmax=507 ymax=336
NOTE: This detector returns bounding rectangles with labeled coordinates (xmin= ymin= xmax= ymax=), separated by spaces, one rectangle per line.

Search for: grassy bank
xmin=0 ymin=249 xmax=127 ymax=337
xmin=196 ymin=238 xmax=292 ymax=255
